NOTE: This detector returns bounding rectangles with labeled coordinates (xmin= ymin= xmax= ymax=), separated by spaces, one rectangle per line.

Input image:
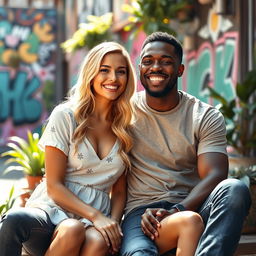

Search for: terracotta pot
xmin=229 ymin=156 xmax=256 ymax=170
xmin=26 ymin=175 xmax=43 ymax=190
xmin=198 ymin=0 xmax=213 ymax=4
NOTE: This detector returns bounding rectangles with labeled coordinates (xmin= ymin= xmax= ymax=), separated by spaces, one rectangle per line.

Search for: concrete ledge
xmin=235 ymin=234 xmax=256 ymax=256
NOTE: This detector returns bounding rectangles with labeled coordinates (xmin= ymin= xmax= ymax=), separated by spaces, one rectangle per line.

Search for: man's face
xmin=139 ymin=41 xmax=184 ymax=98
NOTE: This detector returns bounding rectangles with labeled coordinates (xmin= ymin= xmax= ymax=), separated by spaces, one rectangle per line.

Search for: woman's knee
xmin=54 ymin=219 xmax=85 ymax=246
xmin=178 ymin=211 xmax=204 ymax=234
xmin=84 ymin=228 xmax=108 ymax=253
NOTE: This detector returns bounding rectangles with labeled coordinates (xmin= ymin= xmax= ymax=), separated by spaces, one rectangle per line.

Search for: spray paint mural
xmin=125 ymin=4 xmax=238 ymax=105
xmin=0 ymin=7 xmax=57 ymax=145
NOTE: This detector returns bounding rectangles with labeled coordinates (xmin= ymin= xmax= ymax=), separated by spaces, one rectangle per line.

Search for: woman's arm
xmin=110 ymin=172 xmax=127 ymax=223
xmin=45 ymin=146 xmax=101 ymax=220
xmin=45 ymin=145 xmax=124 ymax=252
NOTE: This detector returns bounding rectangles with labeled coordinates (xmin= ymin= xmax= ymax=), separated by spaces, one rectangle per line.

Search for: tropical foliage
xmin=229 ymin=165 xmax=256 ymax=188
xmin=207 ymin=70 xmax=256 ymax=157
xmin=0 ymin=186 xmax=16 ymax=216
xmin=1 ymin=131 xmax=45 ymax=176
xmin=122 ymin=0 xmax=195 ymax=35
xmin=61 ymin=12 xmax=113 ymax=53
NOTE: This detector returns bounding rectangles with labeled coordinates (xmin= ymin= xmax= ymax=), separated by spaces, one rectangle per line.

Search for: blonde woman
xmin=0 ymin=41 xmax=136 ymax=256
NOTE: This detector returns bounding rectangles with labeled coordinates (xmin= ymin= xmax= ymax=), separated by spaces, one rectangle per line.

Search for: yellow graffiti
xmin=210 ymin=11 xmax=219 ymax=32
xmin=33 ymin=22 xmax=54 ymax=43
xmin=18 ymin=43 xmax=38 ymax=63
xmin=2 ymin=49 xmax=17 ymax=65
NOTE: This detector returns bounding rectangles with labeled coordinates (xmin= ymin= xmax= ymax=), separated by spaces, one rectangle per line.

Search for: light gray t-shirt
xmin=125 ymin=90 xmax=227 ymax=214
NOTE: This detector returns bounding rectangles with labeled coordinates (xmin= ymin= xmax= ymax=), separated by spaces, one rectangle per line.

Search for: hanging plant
xmin=122 ymin=0 xmax=195 ymax=36
xmin=61 ymin=13 xmax=113 ymax=53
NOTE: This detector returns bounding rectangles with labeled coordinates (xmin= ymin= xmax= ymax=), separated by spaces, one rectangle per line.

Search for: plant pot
xmin=19 ymin=189 xmax=31 ymax=207
xmin=26 ymin=175 xmax=43 ymax=190
xmin=229 ymin=156 xmax=256 ymax=170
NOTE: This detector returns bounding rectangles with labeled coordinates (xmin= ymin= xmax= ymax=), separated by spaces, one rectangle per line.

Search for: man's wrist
xmin=171 ymin=203 xmax=186 ymax=212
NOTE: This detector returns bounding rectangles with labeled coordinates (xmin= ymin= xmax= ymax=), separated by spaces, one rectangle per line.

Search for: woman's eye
xmin=117 ymin=69 xmax=127 ymax=75
xmin=100 ymin=69 xmax=109 ymax=73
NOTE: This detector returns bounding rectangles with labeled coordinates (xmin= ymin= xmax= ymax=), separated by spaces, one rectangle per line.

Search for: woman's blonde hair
xmin=69 ymin=41 xmax=136 ymax=170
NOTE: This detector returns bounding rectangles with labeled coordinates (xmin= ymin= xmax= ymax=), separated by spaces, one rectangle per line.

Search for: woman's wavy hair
xmin=68 ymin=41 xmax=136 ymax=170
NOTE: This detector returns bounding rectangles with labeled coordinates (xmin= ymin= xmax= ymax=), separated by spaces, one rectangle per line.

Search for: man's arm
xmin=141 ymin=152 xmax=228 ymax=239
xmin=181 ymin=152 xmax=228 ymax=211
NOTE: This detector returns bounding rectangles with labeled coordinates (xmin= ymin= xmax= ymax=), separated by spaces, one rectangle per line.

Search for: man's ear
xmin=178 ymin=64 xmax=185 ymax=77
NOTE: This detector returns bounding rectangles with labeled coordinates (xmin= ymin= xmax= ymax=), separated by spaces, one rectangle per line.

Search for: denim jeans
xmin=120 ymin=179 xmax=251 ymax=256
xmin=0 ymin=207 xmax=55 ymax=256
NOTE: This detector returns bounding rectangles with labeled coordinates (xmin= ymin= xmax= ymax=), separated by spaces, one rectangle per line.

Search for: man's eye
xmin=142 ymin=59 xmax=152 ymax=65
xmin=161 ymin=60 xmax=173 ymax=65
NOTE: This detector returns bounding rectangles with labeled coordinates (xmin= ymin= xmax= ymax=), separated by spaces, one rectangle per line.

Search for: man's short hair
xmin=141 ymin=31 xmax=183 ymax=62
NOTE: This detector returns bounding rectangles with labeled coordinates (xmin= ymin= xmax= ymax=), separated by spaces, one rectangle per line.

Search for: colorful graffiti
xmin=123 ymin=4 xmax=239 ymax=103
xmin=125 ymin=30 xmax=238 ymax=102
xmin=0 ymin=7 xmax=57 ymax=145
xmin=183 ymin=31 xmax=239 ymax=104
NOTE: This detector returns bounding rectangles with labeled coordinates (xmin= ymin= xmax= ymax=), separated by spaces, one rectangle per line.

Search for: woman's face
xmin=92 ymin=52 xmax=128 ymax=102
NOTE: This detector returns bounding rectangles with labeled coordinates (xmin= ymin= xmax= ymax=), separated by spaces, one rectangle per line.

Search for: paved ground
xmin=0 ymin=146 xmax=25 ymax=205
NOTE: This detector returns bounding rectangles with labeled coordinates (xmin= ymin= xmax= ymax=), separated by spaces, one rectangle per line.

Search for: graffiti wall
xmin=183 ymin=31 xmax=238 ymax=104
xmin=0 ymin=7 xmax=57 ymax=145
xmin=124 ymin=4 xmax=239 ymax=104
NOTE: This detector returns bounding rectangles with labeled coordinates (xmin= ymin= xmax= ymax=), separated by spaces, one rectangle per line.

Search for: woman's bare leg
xmin=45 ymin=218 xmax=85 ymax=256
xmin=155 ymin=211 xmax=204 ymax=256
xmin=80 ymin=227 xmax=109 ymax=256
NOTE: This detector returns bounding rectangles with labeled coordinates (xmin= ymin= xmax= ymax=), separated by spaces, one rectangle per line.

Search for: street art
xmin=126 ymin=30 xmax=238 ymax=104
xmin=0 ymin=7 xmax=57 ymax=145
xmin=125 ymin=3 xmax=238 ymax=105
xmin=183 ymin=31 xmax=238 ymax=104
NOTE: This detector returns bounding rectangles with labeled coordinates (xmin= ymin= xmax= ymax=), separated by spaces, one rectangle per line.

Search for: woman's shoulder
xmin=50 ymin=102 xmax=75 ymax=120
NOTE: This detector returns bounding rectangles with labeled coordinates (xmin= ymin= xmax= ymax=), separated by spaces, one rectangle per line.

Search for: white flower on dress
xmin=50 ymin=126 xmax=56 ymax=132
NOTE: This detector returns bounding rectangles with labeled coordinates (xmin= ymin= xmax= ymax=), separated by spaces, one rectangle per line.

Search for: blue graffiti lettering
xmin=0 ymin=71 xmax=42 ymax=125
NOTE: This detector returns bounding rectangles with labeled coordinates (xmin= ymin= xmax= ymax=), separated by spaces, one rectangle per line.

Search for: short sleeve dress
xmin=26 ymin=103 xmax=126 ymax=226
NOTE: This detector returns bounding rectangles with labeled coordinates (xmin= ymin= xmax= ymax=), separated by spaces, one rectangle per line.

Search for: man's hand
xmin=141 ymin=208 xmax=176 ymax=240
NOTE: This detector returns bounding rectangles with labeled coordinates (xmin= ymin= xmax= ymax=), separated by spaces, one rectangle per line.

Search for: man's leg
xmin=120 ymin=206 xmax=158 ymax=256
xmin=0 ymin=207 xmax=55 ymax=256
xmin=195 ymin=178 xmax=251 ymax=256
xmin=120 ymin=201 xmax=174 ymax=256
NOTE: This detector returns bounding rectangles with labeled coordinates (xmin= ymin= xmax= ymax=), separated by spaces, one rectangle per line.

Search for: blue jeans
xmin=120 ymin=179 xmax=251 ymax=256
xmin=0 ymin=207 xmax=55 ymax=256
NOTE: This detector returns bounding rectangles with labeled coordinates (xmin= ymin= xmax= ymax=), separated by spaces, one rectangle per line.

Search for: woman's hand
xmin=92 ymin=212 xmax=123 ymax=253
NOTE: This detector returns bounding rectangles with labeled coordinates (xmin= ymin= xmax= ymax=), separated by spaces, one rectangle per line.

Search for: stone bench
xmin=22 ymin=234 xmax=256 ymax=256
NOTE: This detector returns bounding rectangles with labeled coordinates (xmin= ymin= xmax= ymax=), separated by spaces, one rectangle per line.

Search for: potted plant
xmin=1 ymin=130 xmax=45 ymax=206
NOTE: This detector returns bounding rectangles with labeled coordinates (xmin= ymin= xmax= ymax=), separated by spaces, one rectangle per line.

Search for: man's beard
xmin=141 ymin=78 xmax=178 ymax=98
